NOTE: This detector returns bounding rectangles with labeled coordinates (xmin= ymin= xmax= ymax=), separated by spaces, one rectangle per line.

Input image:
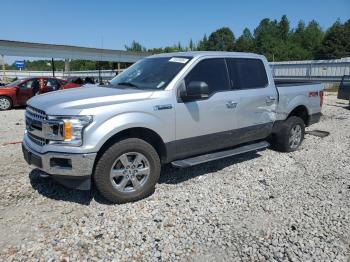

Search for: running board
xmin=171 ymin=141 xmax=270 ymax=168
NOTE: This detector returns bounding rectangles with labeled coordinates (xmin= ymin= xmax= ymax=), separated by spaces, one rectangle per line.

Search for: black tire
xmin=272 ymin=116 xmax=305 ymax=152
xmin=0 ymin=96 xmax=12 ymax=110
xmin=94 ymin=138 xmax=161 ymax=204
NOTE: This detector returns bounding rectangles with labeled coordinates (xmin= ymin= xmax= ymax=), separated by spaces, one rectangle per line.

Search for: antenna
xmin=98 ymin=36 xmax=103 ymax=84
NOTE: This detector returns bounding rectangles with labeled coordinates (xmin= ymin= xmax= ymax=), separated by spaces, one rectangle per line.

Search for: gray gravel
xmin=0 ymin=94 xmax=349 ymax=261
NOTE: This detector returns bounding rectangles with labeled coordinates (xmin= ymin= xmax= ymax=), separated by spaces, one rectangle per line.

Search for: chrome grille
xmin=27 ymin=132 xmax=46 ymax=146
xmin=26 ymin=106 xmax=47 ymax=146
xmin=26 ymin=105 xmax=47 ymax=121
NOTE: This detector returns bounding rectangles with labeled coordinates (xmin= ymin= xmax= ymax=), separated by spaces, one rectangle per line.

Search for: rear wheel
xmin=272 ymin=116 xmax=305 ymax=152
xmin=94 ymin=138 xmax=161 ymax=204
xmin=0 ymin=96 xmax=12 ymax=110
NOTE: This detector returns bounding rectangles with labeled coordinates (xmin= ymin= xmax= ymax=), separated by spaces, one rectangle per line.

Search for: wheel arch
xmin=95 ymin=127 xmax=168 ymax=165
xmin=287 ymin=105 xmax=310 ymax=126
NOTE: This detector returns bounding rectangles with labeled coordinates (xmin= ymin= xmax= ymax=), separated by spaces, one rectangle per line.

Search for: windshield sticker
xmin=157 ymin=81 xmax=166 ymax=88
xmin=169 ymin=57 xmax=189 ymax=63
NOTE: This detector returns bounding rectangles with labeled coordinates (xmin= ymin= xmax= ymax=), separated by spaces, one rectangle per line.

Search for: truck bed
xmin=275 ymin=81 xmax=323 ymax=122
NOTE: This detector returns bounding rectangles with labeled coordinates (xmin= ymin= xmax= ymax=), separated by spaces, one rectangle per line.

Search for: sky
xmin=0 ymin=0 xmax=349 ymax=63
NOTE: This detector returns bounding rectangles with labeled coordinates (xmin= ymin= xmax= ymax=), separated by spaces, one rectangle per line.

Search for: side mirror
xmin=180 ymin=81 xmax=209 ymax=102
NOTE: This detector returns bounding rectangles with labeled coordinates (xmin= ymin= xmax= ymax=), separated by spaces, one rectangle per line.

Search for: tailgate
xmin=338 ymin=75 xmax=350 ymax=100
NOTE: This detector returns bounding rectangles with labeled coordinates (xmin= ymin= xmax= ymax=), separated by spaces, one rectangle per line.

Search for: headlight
xmin=46 ymin=115 xmax=92 ymax=146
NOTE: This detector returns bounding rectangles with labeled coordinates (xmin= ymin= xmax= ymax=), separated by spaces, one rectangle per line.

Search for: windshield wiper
xmin=116 ymin=82 xmax=138 ymax=88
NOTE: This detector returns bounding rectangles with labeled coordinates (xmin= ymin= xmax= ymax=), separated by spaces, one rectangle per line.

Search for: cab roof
xmin=149 ymin=51 xmax=264 ymax=60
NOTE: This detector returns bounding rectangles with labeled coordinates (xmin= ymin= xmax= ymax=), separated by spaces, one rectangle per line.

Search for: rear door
xmin=226 ymin=58 xmax=277 ymax=143
xmin=42 ymin=78 xmax=59 ymax=93
xmin=174 ymin=58 xmax=239 ymax=159
xmin=338 ymin=75 xmax=350 ymax=100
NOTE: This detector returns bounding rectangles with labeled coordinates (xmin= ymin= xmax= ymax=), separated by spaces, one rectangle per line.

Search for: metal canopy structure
xmin=0 ymin=39 xmax=149 ymax=62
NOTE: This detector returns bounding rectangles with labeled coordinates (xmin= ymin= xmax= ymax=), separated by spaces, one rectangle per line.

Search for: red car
xmin=0 ymin=77 xmax=70 ymax=110
xmin=62 ymin=77 xmax=86 ymax=89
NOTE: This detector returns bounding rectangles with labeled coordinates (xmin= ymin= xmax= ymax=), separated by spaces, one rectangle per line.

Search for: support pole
xmin=51 ymin=58 xmax=55 ymax=77
xmin=64 ymin=58 xmax=70 ymax=77
xmin=98 ymin=61 xmax=102 ymax=84
xmin=117 ymin=62 xmax=121 ymax=74
xmin=1 ymin=55 xmax=6 ymax=83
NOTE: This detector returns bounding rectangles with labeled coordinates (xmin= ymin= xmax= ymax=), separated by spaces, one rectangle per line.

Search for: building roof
xmin=0 ymin=39 xmax=150 ymax=62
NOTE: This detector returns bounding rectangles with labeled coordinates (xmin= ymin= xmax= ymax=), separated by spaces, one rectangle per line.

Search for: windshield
xmin=4 ymin=79 xmax=22 ymax=87
xmin=109 ymin=57 xmax=191 ymax=90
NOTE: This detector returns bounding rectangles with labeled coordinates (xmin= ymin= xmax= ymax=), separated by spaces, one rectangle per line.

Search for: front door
xmin=174 ymin=58 xmax=238 ymax=159
xmin=17 ymin=79 xmax=36 ymax=105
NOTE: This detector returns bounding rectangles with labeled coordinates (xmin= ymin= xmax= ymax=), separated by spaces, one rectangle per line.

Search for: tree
xmin=125 ymin=41 xmax=146 ymax=52
xmin=196 ymin=34 xmax=208 ymax=51
xmin=206 ymin=27 xmax=235 ymax=51
xmin=189 ymin=39 xmax=194 ymax=51
xmin=278 ymin=15 xmax=290 ymax=40
xmin=317 ymin=20 xmax=350 ymax=59
xmin=235 ymin=28 xmax=255 ymax=52
xmin=254 ymin=18 xmax=281 ymax=60
xmin=292 ymin=20 xmax=324 ymax=59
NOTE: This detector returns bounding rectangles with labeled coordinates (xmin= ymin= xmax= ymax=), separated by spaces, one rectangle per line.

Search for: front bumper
xmin=22 ymin=139 xmax=97 ymax=177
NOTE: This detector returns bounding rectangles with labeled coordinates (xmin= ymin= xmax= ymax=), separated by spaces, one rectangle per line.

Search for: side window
xmin=185 ymin=58 xmax=230 ymax=95
xmin=19 ymin=79 xmax=34 ymax=89
xmin=46 ymin=79 xmax=58 ymax=87
xmin=227 ymin=58 xmax=268 ymax=89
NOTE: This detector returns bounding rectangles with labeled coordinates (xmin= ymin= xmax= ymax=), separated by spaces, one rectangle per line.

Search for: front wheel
xmin=272 ymin=116 xmax=305 ymax=152
xmin=94 ymin=138 xmax=161 ymax=204
xmin=0 ymin=96 xmax=12 ymax=110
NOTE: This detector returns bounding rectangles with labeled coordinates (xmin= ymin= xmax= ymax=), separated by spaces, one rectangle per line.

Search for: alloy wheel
xmin=110 ymin=152 xmax=150 ymax=193
xmin=289 ymin=124 xmax=302 ymax=149
xmin=0 ymin=98 xmax=10 ymax=110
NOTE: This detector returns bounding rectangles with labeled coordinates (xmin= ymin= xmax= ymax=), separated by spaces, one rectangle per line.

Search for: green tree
xmin=125 ymin=40 xmax=146 ymax=52
xmin=235 ymin=28 xmax=255 ymax=52
xmin=292 ymin=20 xmax=324 ymax=59
xmin=70 ymin=60 xmax=97 ymax=71
xmin=278 ymin=15 xmax=290 ymax=40
xmin=189 ymin=39 xmax=194 ymax=51
xmin=317 ymin=19 xmax=350 ymax=59
xmin=147 ymin=47 xmax=165 ymax=54
xmin=254 ymin=18 xmax=281 ymax=60
xmin=196 ymin=34 xmax=208 ymax=50
xmin=206 ymin=27 xmax=235 ymax=51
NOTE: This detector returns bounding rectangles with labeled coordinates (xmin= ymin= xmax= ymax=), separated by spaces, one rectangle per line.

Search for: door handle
xmin=226 ymin=101 xmax=238 ymax=109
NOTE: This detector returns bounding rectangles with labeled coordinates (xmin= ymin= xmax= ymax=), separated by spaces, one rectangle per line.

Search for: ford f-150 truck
xmin=22 ymin=52 xmax=324 ymax=203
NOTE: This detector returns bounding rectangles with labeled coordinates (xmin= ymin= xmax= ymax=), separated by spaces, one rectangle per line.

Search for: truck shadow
xmin=29 ymin=169 xmax=93 ymax=205
xmin=29 ymin=151 xmax=261 ymax=205
xmin=159 ymin=152 xmax=261 ymax=184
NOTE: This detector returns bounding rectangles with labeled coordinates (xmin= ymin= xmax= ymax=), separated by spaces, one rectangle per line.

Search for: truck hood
xmin=27 ymin=85 xmax=154 ymax=115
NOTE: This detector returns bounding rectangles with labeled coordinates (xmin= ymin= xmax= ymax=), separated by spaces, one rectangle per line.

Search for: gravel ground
xmin=0 ymin=93 xmax=349 ymax=261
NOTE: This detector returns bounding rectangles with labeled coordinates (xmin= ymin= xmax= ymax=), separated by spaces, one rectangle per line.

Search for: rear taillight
xmin=320 ymin=90 xmax=324 ymax=108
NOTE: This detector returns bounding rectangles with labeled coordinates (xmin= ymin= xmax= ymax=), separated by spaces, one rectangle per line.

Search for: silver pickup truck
xmin=22 ymin=52 xmax=324 ymax=203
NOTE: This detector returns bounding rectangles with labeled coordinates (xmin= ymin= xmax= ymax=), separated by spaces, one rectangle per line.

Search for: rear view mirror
xmin=180 ymin=81 xmax=209 ymax=102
